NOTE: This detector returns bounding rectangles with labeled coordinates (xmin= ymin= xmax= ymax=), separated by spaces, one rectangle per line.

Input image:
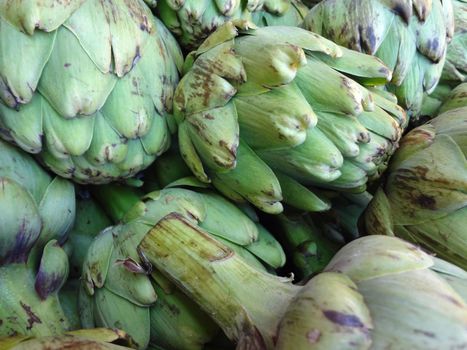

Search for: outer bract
xmin=0 ymin=0 xmax=183 ymax=184
xmin=364 ymin=83 xmax=467 ymax=269
xmin=80 ymin=185 xmax=284 ymax=349
xmin=303 ymin=0 xmax=455 ymax=118
xmin=174 ymin=22 xmax=406 ymax=214
xmin=0 ymin=140 xmax=75 ymax=337
xmin=157 ymin=0 xmax=308 ymax=50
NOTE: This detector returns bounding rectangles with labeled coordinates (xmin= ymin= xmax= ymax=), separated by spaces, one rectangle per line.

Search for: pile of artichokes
xmin=0 ymin=0 xmax=466 ymax=349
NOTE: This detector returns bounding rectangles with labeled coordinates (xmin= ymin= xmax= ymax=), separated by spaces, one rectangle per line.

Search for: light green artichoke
xmin=302 ymin=0 xmax=455 ymax=118
xmin=0 ymin=0 xmax=183 ymax=184
xmin=139 ymin=216 xmax=467 ymax=350
xmin=80 ymin=184 xmax=284 ymax=349
xmin=0 ymin=140 xmax=75 ymax=337
xmin=157 ymin=0 xmax=308 ymax=50
xmin=364 ymin=83 xmax=467 ymax=270
xmin=173 ymin=22 xmax=406 ymax=214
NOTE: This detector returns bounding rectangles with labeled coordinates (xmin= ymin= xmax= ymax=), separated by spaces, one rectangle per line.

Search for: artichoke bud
xmin=35 ymin=240 xmax=69 ymax=300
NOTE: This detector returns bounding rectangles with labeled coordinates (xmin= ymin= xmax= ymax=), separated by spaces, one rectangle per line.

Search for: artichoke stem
xmin=138 ymin=213 xmax=300 ymax=349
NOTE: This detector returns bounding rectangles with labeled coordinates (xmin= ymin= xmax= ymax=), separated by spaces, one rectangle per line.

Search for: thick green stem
xmin=138 ymin=213 xmax=300 ymax=349
xmin=0 ymin=264 xmax=69 ymax=337
xmin=91 ymin=184 xmax=143 ymax=223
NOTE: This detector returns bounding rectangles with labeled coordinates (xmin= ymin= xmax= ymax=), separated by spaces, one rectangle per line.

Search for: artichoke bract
xmin=173 ymin=22 xmax=406 ymax=214
xmin=157 ymin=0 xmax=308 ymax=51
xmin=0 ymin=140 xmax=75 ymax=337
xmin=80 ymin=184 xmax=284 ymax=349
xmin=139 ymin=218 xmax=467 ymax=350
xmin=364 ymin=83 xmax=467 ymax=270
xmin=0 ymin=0 xmax=183 ymax=184
xmin=59 ymin=195 xmax=113 ymax=330
xmin=303 ymin=0 xmax=455 ymax=118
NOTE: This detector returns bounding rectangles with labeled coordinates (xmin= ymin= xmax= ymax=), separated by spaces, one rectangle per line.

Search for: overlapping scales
xmin=0 ymin=0 xmax=183 ymax=184
xmin=174 ymin=22 xmax=406 ymax=214
xmin=303 ymin=0 xmax=455 ymax=118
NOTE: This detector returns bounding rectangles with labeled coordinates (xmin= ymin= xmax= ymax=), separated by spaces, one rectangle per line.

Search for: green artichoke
xmin=443 ymin=0 xmax=467 ymax=83
xmin=364 ymin=83 xmax=467 ymax=269
xmin=0 ymin=140 xmax=75 ymax=337
xmin=139 ymin=216 xmax=467 ymax=349
xmin=421 ymin=0 xmax=467 ymax=116
xmin=302 ymin=0 xmax=455 ymax=118
xmin=80 ymin=184 xmax=284 ymax=349
xmin=157 ymin=0 xmax=308 ymax=50
xmin=173 ymin=22 xmax=406 ymax=214
xmin=0 ymin=328 xmax=136 ymax=350
xmin=0 ymin=0 xmax=183 ymax=184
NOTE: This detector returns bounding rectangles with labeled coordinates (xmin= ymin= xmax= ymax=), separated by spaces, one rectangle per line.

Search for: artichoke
xmin=442 ymin=0 xmax=467 ymax=83
xmin=80 ymin=184 xmax=284 ymax=349
xmin=0 ymin=0 xmax=183 ymax=184
xmin=364 ymin=83 xmax=467 ymax=269
xmin=173 ymin=22 xmax=406 ymax=214
xmin=421 ymin=0 xmax=467 ymax=116
xmin=157 ymin=0 xmax=308 ymax=50
xmin=139 ymin=217 xmax=467 ymax=349
xmin=0 ymin=328 xmax=135 ymax=350
xmin=302 ymin=0 xmax=455 ymax=118
xmin=0 ymin=140 xmax=75 ymax=337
